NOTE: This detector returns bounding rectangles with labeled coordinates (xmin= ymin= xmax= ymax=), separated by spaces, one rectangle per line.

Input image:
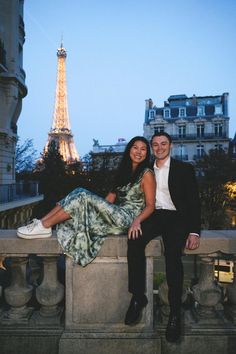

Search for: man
xmin=125 ymin=132 xmax=201 ymax=343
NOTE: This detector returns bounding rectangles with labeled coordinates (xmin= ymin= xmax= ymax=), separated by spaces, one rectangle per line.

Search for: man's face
xmin=151 ymin=135 xmax=172 ymax=161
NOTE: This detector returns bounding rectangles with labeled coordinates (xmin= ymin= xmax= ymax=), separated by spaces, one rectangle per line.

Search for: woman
xmin=17 ymin=136 xmax=156 ymax=267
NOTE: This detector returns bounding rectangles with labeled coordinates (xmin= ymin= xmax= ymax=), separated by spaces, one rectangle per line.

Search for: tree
xmin=15 ymin=138 xmax=37 ymax=173
xmin=196 ymin=148 xmax=236 ymax=229
xmin=35 ymin=141 xmax=69 ymax=214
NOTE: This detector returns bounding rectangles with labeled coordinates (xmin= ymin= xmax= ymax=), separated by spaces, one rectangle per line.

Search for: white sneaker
xmin=17 ymin=219 xmax=52 ymax=239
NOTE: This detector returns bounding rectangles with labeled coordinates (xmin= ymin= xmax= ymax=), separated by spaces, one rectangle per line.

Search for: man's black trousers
xmin=127 ymin=209 xmax=189 ymax=316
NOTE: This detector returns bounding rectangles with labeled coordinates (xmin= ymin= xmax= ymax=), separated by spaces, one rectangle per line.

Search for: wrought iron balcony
xmin=171 ymin=133 xmax=228 ymax=141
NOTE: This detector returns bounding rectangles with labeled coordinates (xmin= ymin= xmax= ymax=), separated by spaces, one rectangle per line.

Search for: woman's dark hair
xmin=112 ymin=136 xmax=151 ymax=190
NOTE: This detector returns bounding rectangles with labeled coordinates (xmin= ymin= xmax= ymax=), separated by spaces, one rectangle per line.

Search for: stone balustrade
xmin=0 ymin=229 xmax=236 ymax=354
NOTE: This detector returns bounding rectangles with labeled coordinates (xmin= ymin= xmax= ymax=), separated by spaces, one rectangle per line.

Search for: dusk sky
xmin=18 ymin=0 xmax=236 ymax=158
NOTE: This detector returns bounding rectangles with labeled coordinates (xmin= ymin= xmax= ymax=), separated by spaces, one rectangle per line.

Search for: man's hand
xmin=185 ymin=233 xmax=200 ymax=250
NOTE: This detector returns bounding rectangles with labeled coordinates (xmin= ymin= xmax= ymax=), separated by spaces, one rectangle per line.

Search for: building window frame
xmin=178 ymin=125 xmax=186 ymax=138
xmin=154 ymin=126 xmax=165 ymax=134
xmin=197 ymin=124 xmax=205 ymax=138
xmin=196 ymin=144 xmax=205 ymax=158
xmin=215 ymin=104 xmax=223 ymax=115
xmin=179 ymin=107 xmax=186 ymax=117
xmin=164 ymin=109 xmax=170 ymax=118
xmin=149 ymin=110 xmax=155 ymax=119
xmin=197 ymin=106 xmax=205 ymax=116
xmin=214 ymin=122 xmax=223 ymax=137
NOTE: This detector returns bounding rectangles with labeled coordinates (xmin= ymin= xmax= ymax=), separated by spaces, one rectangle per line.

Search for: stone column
xmin=192 ymin=255 xmax=222 ymax=324
xmin=36 ymin=257 xmax=64 ymax=324
xmin=4 ymin=257 xmax=33 ymax=323
xmin=226 ymin=256 xmax=236 ymax=324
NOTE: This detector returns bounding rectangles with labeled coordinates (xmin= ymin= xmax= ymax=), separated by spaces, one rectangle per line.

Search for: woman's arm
xmin=128 ymin=171 xmax=156 ymax=239
xmin=105 ymin=192 xmax=116 ymax=204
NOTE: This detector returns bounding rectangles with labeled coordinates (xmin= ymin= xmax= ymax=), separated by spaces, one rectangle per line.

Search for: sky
xmin=18 ymin=0 xmax=236 ymax=159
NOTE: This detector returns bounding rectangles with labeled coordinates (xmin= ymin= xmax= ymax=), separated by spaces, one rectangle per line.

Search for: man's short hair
xmin=151 ymin=132 xmax=172 ymax=145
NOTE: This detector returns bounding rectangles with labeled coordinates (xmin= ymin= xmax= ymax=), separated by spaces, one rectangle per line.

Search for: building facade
xmin=0 ymin=0 xmax=27 ymax=185
xmin=143 ymin=93 xmax=230 ymax=162
xmin=91 ymin=138 xmax=127 ymax=170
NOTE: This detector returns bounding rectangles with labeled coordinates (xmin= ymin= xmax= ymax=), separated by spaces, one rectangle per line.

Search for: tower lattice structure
xmin=45 ymin=44 xmax=79 ymax=163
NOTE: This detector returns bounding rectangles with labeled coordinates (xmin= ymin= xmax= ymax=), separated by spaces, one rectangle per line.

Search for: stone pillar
xmin=192 ymin=255 xmax=222 ymax=324
xmin=35 ymin=257 xmax=64 ymax=324
xmin=4 ymin=257 xmax=33 ymax=323
xmin=226 ymin=256 xmax=236 ymax=324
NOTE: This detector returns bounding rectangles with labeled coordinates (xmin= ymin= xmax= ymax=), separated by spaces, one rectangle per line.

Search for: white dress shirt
xmin=153 ymin=157 xmax=176 ymax=210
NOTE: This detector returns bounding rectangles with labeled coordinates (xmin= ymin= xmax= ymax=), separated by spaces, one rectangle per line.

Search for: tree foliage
xmin=196 ymin=149 xmax=236 ymax=229
xmin=15 ymin=138 xmax=37 ymax=173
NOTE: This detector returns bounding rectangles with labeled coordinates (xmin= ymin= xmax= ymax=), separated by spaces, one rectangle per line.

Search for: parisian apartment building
xmin=143 ymin=93 xmax=230 ymax=162
xmin=91 ymin=92 xmax=231 ymax=169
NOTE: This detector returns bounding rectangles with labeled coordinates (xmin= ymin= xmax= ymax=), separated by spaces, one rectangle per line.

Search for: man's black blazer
xmin=153 ymin=158 xmax=201 ymax=236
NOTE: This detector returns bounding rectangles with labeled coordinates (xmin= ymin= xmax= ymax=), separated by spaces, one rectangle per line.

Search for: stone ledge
xmin=0 ymin=229 xmax=236 ymax=257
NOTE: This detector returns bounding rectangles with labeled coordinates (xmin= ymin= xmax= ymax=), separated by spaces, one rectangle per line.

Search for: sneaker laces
xmin=26 ymin=219 xmax=39 ymax=232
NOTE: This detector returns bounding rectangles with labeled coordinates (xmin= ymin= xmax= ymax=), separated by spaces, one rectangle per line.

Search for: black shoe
xmin=165 ymin=314 xmax=181 ymax=343
xmin=124 ymin=295 xmax=148 ymax=326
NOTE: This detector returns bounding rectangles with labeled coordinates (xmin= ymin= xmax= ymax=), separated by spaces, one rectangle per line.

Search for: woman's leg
xmin=41 ymin=205 xmax=62 ymax=222
xmin=41 ymin=206 xmax=71 ymax=228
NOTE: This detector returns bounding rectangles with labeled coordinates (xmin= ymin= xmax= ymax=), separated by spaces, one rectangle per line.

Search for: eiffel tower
xmin=45 ymin=44 xmax=79 ymax=163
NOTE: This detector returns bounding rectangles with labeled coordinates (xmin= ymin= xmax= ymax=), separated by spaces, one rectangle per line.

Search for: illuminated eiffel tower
xmin=45 ymin=44 xmax=79 ymax=163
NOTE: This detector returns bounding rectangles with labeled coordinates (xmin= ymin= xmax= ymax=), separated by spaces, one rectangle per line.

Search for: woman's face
xmin=129 ymin=140 xmax=148 ymax=167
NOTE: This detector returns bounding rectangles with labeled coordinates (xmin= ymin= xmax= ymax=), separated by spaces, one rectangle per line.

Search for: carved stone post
xmin=36 ymin=257 xmax=64 ymax=323
xmin=192 ymin=255 xmax=222 ymax=324
xmin=226 ymin=256 xmax=236 ymax=324
xmin=158 ymin=278 xmax=188 ymax=324
xmin=4 ymin=257 xmax=33 ymax=322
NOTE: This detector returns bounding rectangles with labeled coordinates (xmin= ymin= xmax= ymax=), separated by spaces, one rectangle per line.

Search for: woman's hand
xmin=128 ymin=218 xmax=142 ymax=239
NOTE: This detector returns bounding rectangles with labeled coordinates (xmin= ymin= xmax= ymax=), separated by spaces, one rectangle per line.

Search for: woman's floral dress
xmin=57 ymin=168 xmax=152 ymax=266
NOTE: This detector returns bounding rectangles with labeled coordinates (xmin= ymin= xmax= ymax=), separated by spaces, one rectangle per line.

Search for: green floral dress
xmin=57 ymin=168 xmax=152 ymax=266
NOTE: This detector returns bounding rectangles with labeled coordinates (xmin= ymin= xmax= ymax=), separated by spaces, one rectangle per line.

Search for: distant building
xmin=91 ymin=138 xmax=127 ymax=170
xmin=143 ymin=93 xmax=230 ymax=161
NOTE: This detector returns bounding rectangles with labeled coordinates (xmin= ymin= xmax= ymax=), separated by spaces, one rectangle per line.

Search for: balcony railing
xmin=0 ymin=230 xmax=236 ymax=354
xmin=171 ymin=133 xmax=228 ymax=141
xmin=0 ymin=182 xmax=39 ymax=204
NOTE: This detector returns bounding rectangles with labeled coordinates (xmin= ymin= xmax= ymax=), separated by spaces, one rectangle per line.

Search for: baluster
xmin=35 ymin=257 xmax=64 ymax=323
xmin=192 ymin=255 xmax=222 ymax=324
xmin=226 ymin=256 xmax=236 ymax=324
xmin=4 ymin=257 xmax=33 ymax=323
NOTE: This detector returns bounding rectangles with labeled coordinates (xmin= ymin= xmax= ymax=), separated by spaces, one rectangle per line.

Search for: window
xmin=150 ymin=110 xmax=155 ymax=119
xmin=215 ymin=143 xmax=223 ymax=150
xmin=197 ymin=144 xmax=204 ymax=157
xmin=197 ymin=106 xmax=205 ymax=116
xmin=197 ymin=124 xmax=205 ymax=137
xmin=215 ymin=104 xmax=222 ymax=115
xmin=179 ymin=108 xmax=186 ymax=117
xmin=178 ymin=145 xmax=186 ymax=160
xmin=154 ymin=126 xmax=165 ymax=134
xmin=215 ymin=123 xmax=223 ymax=137
xmin=178 ymin=125 xmax=186 ymax=138
xmin=164 ymin=109 xmax=170 ymax=118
